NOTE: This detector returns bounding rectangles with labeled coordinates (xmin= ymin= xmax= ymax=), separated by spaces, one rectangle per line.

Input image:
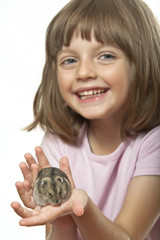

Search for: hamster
xmin=33 ymin=167 xmax=72 ymax=207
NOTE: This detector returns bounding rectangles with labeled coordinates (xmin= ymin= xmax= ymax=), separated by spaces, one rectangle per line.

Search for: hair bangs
xmin=46 ymin=0 xmax=133 ymax=60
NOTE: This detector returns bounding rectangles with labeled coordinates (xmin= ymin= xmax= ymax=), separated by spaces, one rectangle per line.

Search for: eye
xmin=48 ymin=192 xmax=53 ymax=197
xmin=61 ymin=58 xmax=77 ymax=65
xmin=99 ymin=53 xmax=115 ymax=62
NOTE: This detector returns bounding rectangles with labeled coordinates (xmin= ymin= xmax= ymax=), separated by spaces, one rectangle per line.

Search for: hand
xmin=11 ymin=147 xmax=88 ymax=227
xmin=12 ymin=146 xmax=50 ymax=209
xmin=12 ymin=188 xmax=88 ymax=227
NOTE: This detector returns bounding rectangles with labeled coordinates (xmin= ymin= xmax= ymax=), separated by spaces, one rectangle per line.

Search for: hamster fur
xmin=33 ymin=167 xmax=72 ymax=206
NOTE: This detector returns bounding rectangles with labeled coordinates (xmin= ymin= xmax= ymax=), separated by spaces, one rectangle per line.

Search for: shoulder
xmin=128 ymin=126 xmax=160 ymax=153
xmin=40 ymin=125 xmax=87 ymax=165
xmin=132 ymin=126 xmax=160 ymax=177
xmin=41 ymin=124 xmax=87 ymax=149
xmin=135 ymin=126 xmax=160 ymax=155
xmin=140 ymin=125 xmax=160 ymax=142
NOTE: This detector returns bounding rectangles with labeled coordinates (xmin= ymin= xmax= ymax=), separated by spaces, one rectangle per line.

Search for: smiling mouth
xmin=77 ymin=89 xmax=108 ymax=100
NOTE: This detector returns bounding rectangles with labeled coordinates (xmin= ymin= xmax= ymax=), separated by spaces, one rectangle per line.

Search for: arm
xmin=46 ymin=220 xmax=78 ymax=240
xmin=11 ymin=147 xmax=160 ymax=240
xmin=72 ymin=176 xmax=160 ymax=240
xmin=46 ymin=224 xmax=53 ymax=240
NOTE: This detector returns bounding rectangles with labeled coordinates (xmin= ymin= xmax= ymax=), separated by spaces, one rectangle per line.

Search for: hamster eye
xmin=48 ymin=192 xmax=53 ymax=197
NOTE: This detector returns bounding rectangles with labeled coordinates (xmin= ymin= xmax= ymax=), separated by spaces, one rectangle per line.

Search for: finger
xmin=15 ymin=181 xmax=35 ymax=209
xmin=71 ymin=189 xmax=88 ymax=216
xmin=31 ymin=163 xmax=39 ymax=182
xmin=11 ymin=202 xmax=33 ymax=219
xmin=24 ymin=153 xmax=37 ymax=168
xmin=35 ymin=146 xmax=50 ymax=169
xmin=19 ymin=214 xmax=47 ymax=226
xmin=16 ymin=180 xmax=31 ymax=193
xmin=19 ymin=162 xmax=32 ymax=183
xmin=16 ymin=181 xmax=28 ymax=196
xmin=59 ymin=157 xmax=75 ymax=189
xmin=72 ymin=202 xmax=84 ymax=216
xmin=19 ymin=205 xmax=62 ymax=226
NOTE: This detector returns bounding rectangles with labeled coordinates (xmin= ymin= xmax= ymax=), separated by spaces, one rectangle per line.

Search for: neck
xmin=88 ymin=118 xmax=123 ymax=155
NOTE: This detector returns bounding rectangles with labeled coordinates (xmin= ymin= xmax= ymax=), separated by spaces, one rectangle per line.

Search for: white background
xmin=0 ymin=0 xmax=160 ymax=239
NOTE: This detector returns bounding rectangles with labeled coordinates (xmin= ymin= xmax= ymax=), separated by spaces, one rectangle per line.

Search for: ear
xmin=40 ymin=180 xmax=48 ymax=188
xmin=56 ymin=176 xmax=63 ymax=183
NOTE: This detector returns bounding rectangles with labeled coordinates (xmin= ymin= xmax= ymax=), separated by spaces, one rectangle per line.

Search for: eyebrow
xmin=57 ymin=42 xmax=110 ymax=56
xmin=57 ymin=49 xmax=76 ymax=55
xmin=57 ymin=44 xmax=121 ymax=57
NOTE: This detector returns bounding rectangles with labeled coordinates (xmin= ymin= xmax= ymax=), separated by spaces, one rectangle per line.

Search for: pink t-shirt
xmin=41 ymin=125 xmax=160 ymax=239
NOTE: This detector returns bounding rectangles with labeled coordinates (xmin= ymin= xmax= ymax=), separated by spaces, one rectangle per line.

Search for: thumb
xmin=72 ymin=189 xmax=88 ymax=216
xmin=72 ymin=202 xmax=84 ymax=216
xmin=59 ymin=157 xmax=75 ymax=189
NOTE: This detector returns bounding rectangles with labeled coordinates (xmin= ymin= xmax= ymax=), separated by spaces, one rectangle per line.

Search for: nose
xmin=76 ymin=60 xmax=97 ymax=81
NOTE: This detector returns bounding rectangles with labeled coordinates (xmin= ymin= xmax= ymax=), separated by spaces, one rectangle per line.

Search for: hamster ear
xmin=41 ymin=180 xmax=48 ymax=188
xmin=56 ymin=177 xmax=63 ymax=183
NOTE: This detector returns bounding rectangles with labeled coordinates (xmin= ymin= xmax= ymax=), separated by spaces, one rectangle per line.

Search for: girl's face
xmin=57 ymin=33 xmax=130 ymax=122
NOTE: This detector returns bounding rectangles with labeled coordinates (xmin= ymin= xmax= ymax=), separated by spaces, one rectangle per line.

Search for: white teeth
xmin=78 ymin=89 xmax=105 ymax=96
xmin=78 ymin=89 xmax=106 ymax=100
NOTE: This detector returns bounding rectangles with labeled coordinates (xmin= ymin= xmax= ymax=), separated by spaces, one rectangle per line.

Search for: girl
xmin=11 ymin=0 xmax=160 ymax=239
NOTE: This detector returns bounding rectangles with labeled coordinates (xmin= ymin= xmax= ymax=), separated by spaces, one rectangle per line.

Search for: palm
xmin=12 ymin=188 xmax=87 ymax=227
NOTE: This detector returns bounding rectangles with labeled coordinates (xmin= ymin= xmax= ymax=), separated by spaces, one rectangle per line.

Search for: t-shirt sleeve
xmin=40 ymin=132 xmax=65 ymax=168
xmin=134 ymin=126 xmax=160 ymax=177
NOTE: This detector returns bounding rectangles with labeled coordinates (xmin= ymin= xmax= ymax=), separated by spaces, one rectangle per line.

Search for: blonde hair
xmin=27 ymin=0 xmax=160 ymax=144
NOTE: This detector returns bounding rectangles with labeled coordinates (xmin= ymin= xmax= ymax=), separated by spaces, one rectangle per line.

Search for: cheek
xmin=57 ymin=73 xmax=74 ymax=105
xmin=115 ymin=70 xmax=130 ymax=106
xmin=57 ymin=69 xmax=73 ymax=92
xmin=58 ymin=80 xmax=71 ymax=99
xmin=110 ymin=63 xmax=130 ymax=89
xmin=57 ymin=71 xmax=67 ymax=94
xmin=103 ymin=65 xmax=130 ymax=105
